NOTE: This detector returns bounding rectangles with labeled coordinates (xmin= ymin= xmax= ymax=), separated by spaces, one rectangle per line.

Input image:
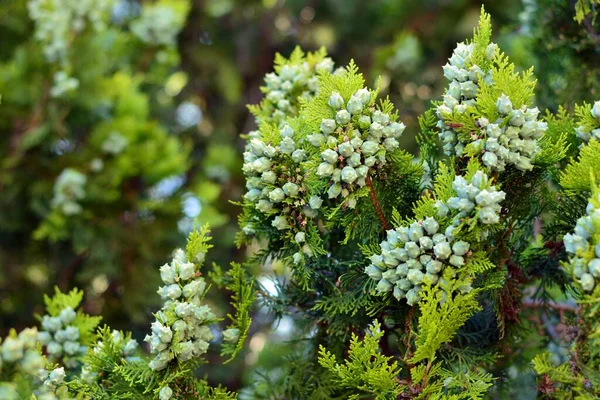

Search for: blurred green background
xmin=1 ymin=0 xmax=598 ymax=394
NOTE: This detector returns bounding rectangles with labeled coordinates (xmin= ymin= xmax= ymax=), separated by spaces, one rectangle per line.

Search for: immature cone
xmin=309 ymin=87 xmax=405 ymax=205
xmin=366 ymin=170 xmax=505 ymax=305
xmin=145 ymin=249 xmax=215 ymax=371
xmin=564 ymin=191 xmax=600 ymax=292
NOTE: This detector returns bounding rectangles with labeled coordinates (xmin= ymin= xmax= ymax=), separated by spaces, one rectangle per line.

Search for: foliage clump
xmin=4 ymin=4 xmax=600 ymax=399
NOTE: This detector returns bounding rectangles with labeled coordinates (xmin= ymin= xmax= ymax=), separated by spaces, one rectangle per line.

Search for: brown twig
xmin=521 ymin=298 xmax=580 ymax=312
xmin=365 ymin=175 xmax=390 ymax=231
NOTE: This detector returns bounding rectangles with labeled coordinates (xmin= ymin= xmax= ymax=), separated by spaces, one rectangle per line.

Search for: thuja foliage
xmin=236 ymin=7 xmax=599 ymax=399
xmin=519 ymin=0 xmax=600 ymax=109
xmin=3 ymin=5 xmax=600 ymax=399
xmin=0 ymin=226 xmax=244 ymax=399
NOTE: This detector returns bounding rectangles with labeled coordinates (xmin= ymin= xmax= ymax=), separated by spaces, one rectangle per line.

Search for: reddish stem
xmin=365 ymin=175 xmax=390 ymax=231
xmin=521 ymin=298 xmax=579 ymax=312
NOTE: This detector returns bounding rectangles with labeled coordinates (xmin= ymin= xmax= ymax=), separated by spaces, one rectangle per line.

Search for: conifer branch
xmin=521 ymin=298 xmax=580 ymax=312
xmin=366 ymin=175 xmax=390 ymax=231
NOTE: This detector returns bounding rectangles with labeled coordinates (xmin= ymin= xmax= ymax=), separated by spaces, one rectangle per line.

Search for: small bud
xmin=364 ymin=156 xmax=376 ymax=167
xmin=509 ymin=109 xmax=525 ymax=126
xmin=338 ymin=142 xmax=354 ymax=158
xmin=486 ymin=43 xmax=498 ymax=60
xmin=434 ymin=242 xmax=452 ymax=260
xmin=365 ymin=265 xmax=383 ymax=280
xmin=183 ymin=279 xmax=206 ymax=298
xmin=222 ymin=328 xmax=240 ymax=344
xmin=279 ymin=137 xmax=295 ymax=154
xmin=588 ymin=259 xmax=600 ymax=278
xmin=64 ymin=326 xmax=80 ymax=341
xmin=452 ymin=241 xmax=470 ymax=256
xmin=307 ymin=133 xmax=326 ymax=147
xmin=316 ymin=58 xmax=334 ymax=73
xmin=372 ymin=110 xmax=390 ymax=124
xmin=479 ymin=206 xmax=500 ymax=224
xmin=280 ymin=125 xmax=294 ymax=138
xmin=580 ymin=273 xmax=595 ymax=292
xmin=341 ymin=166 xmax=358 ymax=184
xmin=354 ymin=88 xmax=370 ymax=104
xmin=292 ymin=252 xmax=303 ymax=264
xmin=178 ymin=262 xmax=195 ymax=281
xmin=321 ymin=149 xmax=339 ymax=164
xmin=448 ymin=81 xmax=461 ymax=99
xmin=47 ymin=342 xmax=63 ymax=357
xmin=336 ymin=109 xmax=351 ymax=125
xmin=291 ymin=149 xmax=307 ymax=163
xmin=393 ymin=287 xmax=406 ymax=300
xmin=159 ymin=386 xmax=173 ymax=400
xmin=42 ymin=316 xmax=62 ymax=333
xmin=358 ymin=115 xmax=371 ymax=129
xmin=405 ymin=288 xmax=420 ymax=305
xmin=250 ymin=139 xmax=267 ymax=157
xmin=460 ymin=81 xmax=478 ymax=99
xmin=468 ymin=65 xmax=483 ymax=82
xmin=64 ymin=340 xmax=81 ymax=355
xmin=442 ymin=64 xmax=459 ymax=81
xmin=317 ymin=162 xmax=334 ymax=177
xmin=396 ymin=264 xmax=409 ymax=277
xmin=327 ymin=182 xmax=342 ymax=199
xmin=48 ymin=367 xmax=66 ymax=385
xmin=346 ymin=96 xmax=363 ymax=114
xmin=262 ymin=171 xmax=277 ymax=184
xmin=38 ymin=331 xmax=52 ymax=345
xmin=269 ymin=188 xmax=285 ymax=203
xmin=295 ymin=232 xmax=306 ymax=243
xmin=408 ymin=222 xmax=424 ymax=241
xmin=482 ymin=151 xmax=498 ymax=168
xmin=282 ymin=182 xmax=299 ymax=197
xmin=592 ymin=101 xmax=600 ymax=121
xmin=272 ymin=216 xmax=289 ymax=230
xmin=426 ymin=260 xmax=443 ymax=274
xmin=449 ymin=254 xmax=465 ymax=267
xmin=376 ymin=279 xmax=393 ymax=293
xmin=328 ymin=92 xmax=344 ymax=109
xmin=1 ymin=337 xmax=24 ymax=362
xmin=405 ymin=242 xmax=421 ymax=259
xmin=419 ymin=236 xmax=434 ymax=250
xmin=252 ymin=157 xmax=272 ymax=173
xmin=496 ymin=94 xmax=513 ymax=116
xmin=382 ymin=269 xmax=399 ymax=283
xmin=383 ymin=137 xmax=399 ymax=151
xmin=320 ymin=119 xmax=337 ymax=134
xmin=256 ymin=199 xmax=273 ymax=213
xmin=123 ymin=339 xmax=138 ymax=356
xmin=59 ymin=307 xmax=76 ymax=325
xmin=151 ymin=322 xmax=173 ymax=344
xmin=309 ymin=195 xmax=323 ymax=210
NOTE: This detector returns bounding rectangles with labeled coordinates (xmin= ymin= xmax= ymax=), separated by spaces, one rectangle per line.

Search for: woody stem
xmin=366 ymin=175 xmax=390 ymax=231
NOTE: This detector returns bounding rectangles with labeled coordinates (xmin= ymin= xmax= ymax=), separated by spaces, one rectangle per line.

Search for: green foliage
xmin=186 ymin=224 xmax=214 ymax=263
xmin=4 ymin=3 xmax=600 ymax=399
xmin=317 ymin=321 xmax=402 ymax=399
xmin=219 ymin=262 xmax=255 ymax=363
xmin=532 ymin=352 xmax=599 ymax=398
xmin=410 ymin=278 xmax=482 ymax=364
xmin=42 ymin=286 xmax=102 ymax=346
xmin=560 ymin=140 xmax=600 ymax=191
xmin=575 ymin=0 xmax=600 ymax=23
xmin=519 ymin=0 xmax=600 ymax=109
xmin=42 ymin=287 xmax=85 ymax=317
